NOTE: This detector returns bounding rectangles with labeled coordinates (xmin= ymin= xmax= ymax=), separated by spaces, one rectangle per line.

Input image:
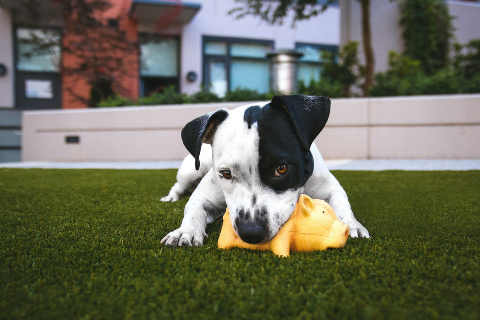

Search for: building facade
xmin=0 ymin=0 xmax=340 ymax=110
xmin=340 ymin=0 xmax=480 ymax=74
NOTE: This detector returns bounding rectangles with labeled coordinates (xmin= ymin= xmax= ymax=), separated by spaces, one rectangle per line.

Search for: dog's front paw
xmin=347 ymin=219 xmax=370 ymax=238
xmin=160 ymin=194 xmax=179 ymax=202
xmin=160 ymin=228 xmax=208 ymax=246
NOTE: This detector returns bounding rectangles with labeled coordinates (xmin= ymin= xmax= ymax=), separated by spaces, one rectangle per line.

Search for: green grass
xmin=1 ymin=169 xmax=479 ymax=320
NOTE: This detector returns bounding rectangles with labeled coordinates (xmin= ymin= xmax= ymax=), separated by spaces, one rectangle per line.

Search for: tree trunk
xmin=360 ymin=0 xmax=374 ymax=97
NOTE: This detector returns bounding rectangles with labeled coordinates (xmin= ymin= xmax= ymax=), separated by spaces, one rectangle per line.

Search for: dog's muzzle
xmin=235 ymin=208 xmax=269 ymax=244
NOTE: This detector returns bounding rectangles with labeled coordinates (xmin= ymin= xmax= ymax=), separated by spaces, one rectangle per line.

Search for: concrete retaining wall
xmin=22 ymin=94 xmax=480 ymax=162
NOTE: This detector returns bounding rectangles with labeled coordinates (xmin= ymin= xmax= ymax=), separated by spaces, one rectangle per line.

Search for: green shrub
xmin=186 ymin=90 xmax=222 ymax=104
xmin=224 ymin=87 xmax=270 ymax=102
xmin=98 ymin=95 xmax=135 ymax=107
xmin=137 ymin=86 xmax=189 ymax=105
xmin=99 ymin=86 xmax=284 ymax=107
xmin=453 ymin=39 xmax=480 ymax=80
xmin=298 ymin=79 xmax=344 ymax=98
xmin=371 ymin=50 xmax=480 ymax=97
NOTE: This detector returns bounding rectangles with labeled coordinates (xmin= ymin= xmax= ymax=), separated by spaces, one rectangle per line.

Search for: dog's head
xmin=181 ymin=95 xmax=331 ymax=244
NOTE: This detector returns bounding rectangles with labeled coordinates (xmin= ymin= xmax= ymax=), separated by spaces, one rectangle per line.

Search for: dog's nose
xmin=235 ymin=214 xmax=269 ymax=244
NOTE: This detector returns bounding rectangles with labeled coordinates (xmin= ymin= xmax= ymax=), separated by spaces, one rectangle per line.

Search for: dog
xmin=160 ymin=95 xmax=370 ymax=247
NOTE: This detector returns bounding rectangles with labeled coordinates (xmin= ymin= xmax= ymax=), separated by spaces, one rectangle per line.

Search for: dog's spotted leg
xmin=161 ymin=146 xmax=213 ymax=202
xmin=161 ymin=169 xmax=226 ymax=246
xmin=326 ymin=189 xmax=370 ymax=238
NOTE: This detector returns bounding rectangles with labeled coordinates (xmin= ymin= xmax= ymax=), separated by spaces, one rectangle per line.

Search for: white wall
xmin=22 ymin=94 xmax=480 ymax=162
xmin=0 ymin=7 xmax=14 ymax=108
xmin=448 ymin=1 xmax=480 ymax=45
xmin=180 ymin=0 xmax=340 ymax=95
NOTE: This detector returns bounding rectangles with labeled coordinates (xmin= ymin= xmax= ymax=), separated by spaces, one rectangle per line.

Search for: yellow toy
xmin=218 ymin=194 xmax=349 ymax=257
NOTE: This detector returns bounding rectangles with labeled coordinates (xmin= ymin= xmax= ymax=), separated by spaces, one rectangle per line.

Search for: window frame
xmin=202 ymin=36 xmax=274 ymax=95
xmin=14 ymin=26 xmax=63 ymax=74
xmin=138 ymin=33 xmax=181 ymax=97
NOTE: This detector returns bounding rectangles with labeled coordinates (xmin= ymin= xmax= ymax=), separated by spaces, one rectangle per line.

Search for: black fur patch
xmin=256 ymin=103 xmax=314 ymax=192
xmin=243 ymin=105 xmax=261 ymax=129
xmin=243 ymin=95 xmax=329 ymax=193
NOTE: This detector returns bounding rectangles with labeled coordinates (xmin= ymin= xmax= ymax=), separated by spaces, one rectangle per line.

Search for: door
xmin=15 ymin=28 xmax=62 ymax=110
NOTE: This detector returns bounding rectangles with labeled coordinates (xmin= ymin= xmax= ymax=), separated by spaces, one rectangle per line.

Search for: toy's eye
xmin=274 ymin=164 xmax=288 ymax=177
xmin=220 ymin=169 xmax=232 ymax=179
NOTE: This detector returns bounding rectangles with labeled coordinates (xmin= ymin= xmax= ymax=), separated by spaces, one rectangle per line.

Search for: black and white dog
xmin=161 ymin=95 xmax=369 ymax=247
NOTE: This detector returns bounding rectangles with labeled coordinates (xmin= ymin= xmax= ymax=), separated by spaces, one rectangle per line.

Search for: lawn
xmin=1 ymin=169 xmax=479 ymax=319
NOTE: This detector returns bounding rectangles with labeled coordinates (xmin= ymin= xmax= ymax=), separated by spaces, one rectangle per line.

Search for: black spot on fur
xmin=251 ymin=195 xmax=257 ymax=206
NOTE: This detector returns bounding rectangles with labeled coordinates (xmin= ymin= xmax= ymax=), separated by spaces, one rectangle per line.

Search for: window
xmin=139 ymin=35 xmax=179 ymax=96
xmin=203 ymin=37 xmax=273 ymax=98
xmin=16 ymin=28 xmax=61 ymax=72
xmin=296 ymin=43 xmax=338 ymax=87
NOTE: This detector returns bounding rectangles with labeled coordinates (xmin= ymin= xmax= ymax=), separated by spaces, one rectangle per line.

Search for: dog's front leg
xmin=327 ymin=188 xmax=370 ymax=238
xmin=306 ymin=168 xmax=370 ymax=238
xmin=161 ymin=169 xmax=225 ymax=247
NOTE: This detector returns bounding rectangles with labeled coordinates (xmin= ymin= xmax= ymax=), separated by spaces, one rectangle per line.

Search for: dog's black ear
xmin=271 ymin=95 xmax=330 ymax=151
xmin=181 ymin=109 xmax=229 ymax=170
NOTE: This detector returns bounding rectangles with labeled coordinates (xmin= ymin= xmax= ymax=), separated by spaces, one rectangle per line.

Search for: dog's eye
xmin=274 ymin=165 xmax=288 ymax=177
xmin=220 ymin=169 xmax=232 ymax=179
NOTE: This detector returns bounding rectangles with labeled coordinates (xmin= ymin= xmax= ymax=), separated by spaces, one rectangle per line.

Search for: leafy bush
xmin=224 ymin=87 xmax=269 ymax=102
xmin=453 ymin=39 xmax=480 ymax=80
xmin=98 ymin=95 xmax=136 ymax=107
xmin=137 ymin=86 xmax=189 ymax=105
xmin=370 ymin=51 xmax=480 ymax=97
xmin=298 ymin=79 xmax=344 ymax=98
xmin=98 ymin=86 xmax=280 ymax=107
xmin=186 ymin=90 xmax=222 ymax=104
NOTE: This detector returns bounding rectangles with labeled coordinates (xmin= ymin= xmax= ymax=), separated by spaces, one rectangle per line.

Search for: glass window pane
xmin=298 ymin=64 xmax=322 ymax=86
xmin=209 ymin=60 xmax=227 ymax=98
xmin=205 ymin=41 xmax=227 ymax=55
xmin=231 ymin=43 xmax=270 ymax=58
xmin=297 ymin=45 xmax=323 ymax=62
xmin=17 ymin=28 xmax=61 ymax=72
xmin=25 ymin=79 xmax=53 ymax=99
xmin=140 ymin=39 xmax=178 ymax=77
xmin=230 ymin=60 xmax=269 ymax=93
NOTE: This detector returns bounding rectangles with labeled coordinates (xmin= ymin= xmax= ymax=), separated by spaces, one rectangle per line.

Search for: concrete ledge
xmin=22 ymin=94 xmax=480 ymax=161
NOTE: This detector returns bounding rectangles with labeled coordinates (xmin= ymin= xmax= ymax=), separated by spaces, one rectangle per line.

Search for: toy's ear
xmin=271 ymin=95 xmax=330 ymax=151
xmin=299 ymin=194 xmax=315 ymax=217
xmin=181 ymin=109 xmax=229 ymax=170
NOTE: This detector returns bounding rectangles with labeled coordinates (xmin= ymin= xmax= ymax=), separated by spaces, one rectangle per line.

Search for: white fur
xmin=161 ymin=103 xmax=370 ymax=246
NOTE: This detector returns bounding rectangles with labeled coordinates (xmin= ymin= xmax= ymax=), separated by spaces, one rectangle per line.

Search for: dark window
xmin=139 ymin=34 xmax=180 ymax=97
xmin=295 ymin=43 xmax=338 ymax=86
xmin=15 ymin=27 xmax=62 ymax=109
xmin=203 ymin=36 xmax=273 ymax=97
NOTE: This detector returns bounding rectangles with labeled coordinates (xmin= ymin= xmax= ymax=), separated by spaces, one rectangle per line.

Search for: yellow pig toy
xmin=218 ymin=194 xmax=350 ymax=257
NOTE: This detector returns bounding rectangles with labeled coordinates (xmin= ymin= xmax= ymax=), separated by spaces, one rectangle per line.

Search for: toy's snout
xmin=328 ymin=220 xmax=350 ymax=248
xmin=235 ymin=208 xmax=269 ymax=244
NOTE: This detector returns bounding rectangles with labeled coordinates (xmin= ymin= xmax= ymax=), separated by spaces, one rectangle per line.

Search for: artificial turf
xmin=0 ymin=168 xmax=479 ymax=320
